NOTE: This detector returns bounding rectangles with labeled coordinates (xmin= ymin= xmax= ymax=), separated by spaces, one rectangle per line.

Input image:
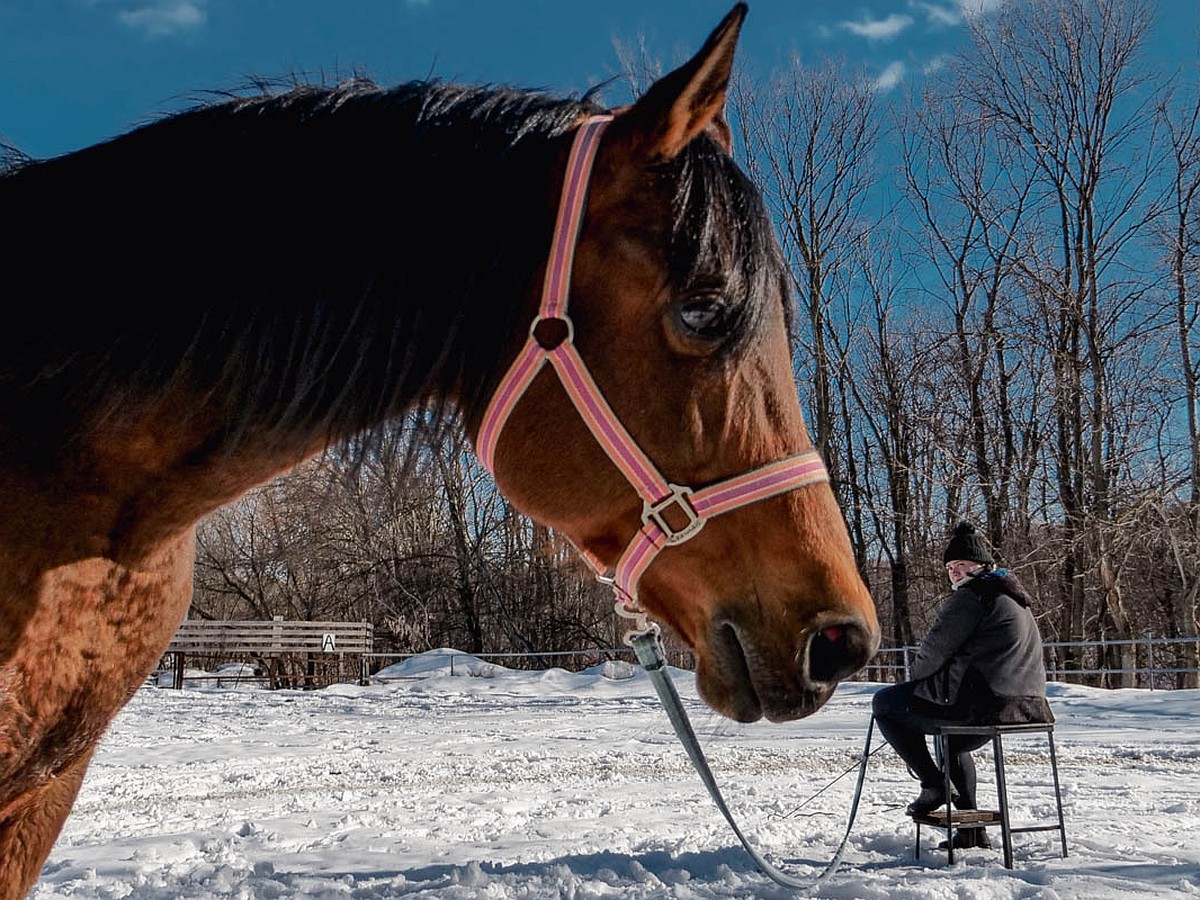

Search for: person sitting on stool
xmin=872 ymin=521 xmax=1053 ymax=850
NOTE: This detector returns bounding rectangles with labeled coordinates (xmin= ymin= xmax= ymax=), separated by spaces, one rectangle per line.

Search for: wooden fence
xmin=160 ymin=618 xmax=373 ymax=689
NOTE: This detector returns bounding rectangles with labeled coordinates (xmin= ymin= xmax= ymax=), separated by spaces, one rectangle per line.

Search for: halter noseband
xmin=474 ymin=115 xmax=830 ymax=631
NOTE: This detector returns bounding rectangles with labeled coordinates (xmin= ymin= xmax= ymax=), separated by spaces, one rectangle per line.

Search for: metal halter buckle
xmin=642 ymin=484 xmax=705 ymax=546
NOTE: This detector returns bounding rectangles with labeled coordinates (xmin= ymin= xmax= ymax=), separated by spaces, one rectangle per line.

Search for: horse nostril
xmin=820 ymin=624 xmax=845 ymax=643
xmin=806 ymin=619 xmax=874 ymax=685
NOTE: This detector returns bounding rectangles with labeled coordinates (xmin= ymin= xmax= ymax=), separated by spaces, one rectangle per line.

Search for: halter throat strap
xmin=474 ymin=114 xmax=829 ymax=620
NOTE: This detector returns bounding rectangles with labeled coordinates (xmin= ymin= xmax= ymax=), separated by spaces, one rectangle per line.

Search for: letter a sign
xmin=321 ymin=633 xmax=337 ymax=652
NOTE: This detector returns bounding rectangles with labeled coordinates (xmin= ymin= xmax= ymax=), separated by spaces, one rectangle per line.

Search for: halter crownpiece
xmin=474 ymin=114 xmax=831 ymax=627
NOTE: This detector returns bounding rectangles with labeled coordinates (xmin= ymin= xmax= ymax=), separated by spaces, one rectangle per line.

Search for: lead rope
xmin=474 ymin=114 xmax=876 ymax=888
xmin=628 ymin=626 xmax=876 ymax=891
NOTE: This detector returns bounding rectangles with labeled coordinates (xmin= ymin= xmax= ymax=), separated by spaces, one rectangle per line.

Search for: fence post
xmin=1147 ymin=632 xmax=1155 ymax=692
xmin=1133 ymin=636 xmax=1141 ymax=689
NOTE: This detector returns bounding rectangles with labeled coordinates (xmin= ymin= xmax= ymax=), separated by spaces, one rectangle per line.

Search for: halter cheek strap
xmin=474 ymin=115 xmax=830 ymax=630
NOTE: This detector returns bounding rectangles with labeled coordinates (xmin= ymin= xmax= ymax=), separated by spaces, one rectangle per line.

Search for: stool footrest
xmin=912 ymin=810 xmax=1001 ymax=828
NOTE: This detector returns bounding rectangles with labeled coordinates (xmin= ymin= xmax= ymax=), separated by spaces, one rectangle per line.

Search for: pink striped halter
xmin=474 ymin=114 xmax=831 ymax=631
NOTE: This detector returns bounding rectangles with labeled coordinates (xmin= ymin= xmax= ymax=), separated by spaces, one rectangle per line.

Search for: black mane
xmin=0 ymin=76 xmax=785 ymax=462
xmin=2 ymin=79 xmax=596 ymax=453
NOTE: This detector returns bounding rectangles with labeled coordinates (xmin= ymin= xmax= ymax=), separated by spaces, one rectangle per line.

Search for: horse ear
xmin=612 ymin=3 xmax=746 ymax=162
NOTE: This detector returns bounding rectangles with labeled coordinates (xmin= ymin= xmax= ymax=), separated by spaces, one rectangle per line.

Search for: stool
xmin=912 ymin=722 xmax=1068 ymax=868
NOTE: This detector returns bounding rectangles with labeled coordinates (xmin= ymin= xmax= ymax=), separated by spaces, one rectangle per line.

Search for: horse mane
xmin=0 ymin=76 xmax=786 ymax=464
xmin=0 ymin=141 xmax=30 ymax=177
xmin=663 ymin=132 xmax=793 ymax=354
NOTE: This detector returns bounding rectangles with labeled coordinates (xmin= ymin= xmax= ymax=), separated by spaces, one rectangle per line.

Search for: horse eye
xmin=678 ymin=295 xmax=732 ymax=339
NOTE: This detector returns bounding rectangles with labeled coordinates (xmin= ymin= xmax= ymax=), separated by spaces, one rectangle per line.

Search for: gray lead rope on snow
xmin=629 ymin=628 xmax=875 ymax=892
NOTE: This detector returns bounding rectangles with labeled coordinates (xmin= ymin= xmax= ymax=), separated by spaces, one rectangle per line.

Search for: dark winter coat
xmin=911 ymin=569 xmax=1054 ymax=725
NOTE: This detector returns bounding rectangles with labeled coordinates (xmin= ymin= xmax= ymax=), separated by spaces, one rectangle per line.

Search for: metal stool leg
xmin=992 ymin=731 xmax=1014 ymax=868
xmin=1047 ymin=729 xmax=1069 ymax=858
xmin=941 ymin=735 xmax=956 ymax=864
xmin=923 ymin=733 xmax=959 ymax=864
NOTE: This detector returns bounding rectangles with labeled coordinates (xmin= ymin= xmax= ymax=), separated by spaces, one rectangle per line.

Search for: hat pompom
xmin=943 ymin=521 xmax=995 ymax=566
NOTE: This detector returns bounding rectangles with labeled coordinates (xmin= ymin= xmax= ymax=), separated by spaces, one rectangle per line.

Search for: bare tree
xmin=1151 ymin=70 xmax=1200 ymax=681
xmin=731 ymin=55 xmax=879 ymax=515
xmin=833 ymin=234 xmax=938 ymax=648
xmin=949 ymin=0 xmax=1163 ymax=682
xmin=611 ymin=32 xmax=666 ymax=102
xmin=192 ymin=418 xmax=618 ymax=665
xmin=899 ymin=80 xmax=1042 ymax=555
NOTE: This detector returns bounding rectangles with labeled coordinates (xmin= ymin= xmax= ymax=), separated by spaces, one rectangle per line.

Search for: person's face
xmin=945 ymin=559 xmax=980 ymax=584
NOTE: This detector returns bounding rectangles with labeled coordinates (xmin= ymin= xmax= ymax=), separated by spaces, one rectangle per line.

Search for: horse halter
xmin=475 ymin=115 xmax=830 ymax=631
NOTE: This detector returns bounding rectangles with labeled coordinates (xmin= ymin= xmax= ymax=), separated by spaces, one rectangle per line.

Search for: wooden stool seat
xmin=913 ymin=722 xmax=1068 ymax=869
xmin=912 ymin=808 xmax=1003 ymax=829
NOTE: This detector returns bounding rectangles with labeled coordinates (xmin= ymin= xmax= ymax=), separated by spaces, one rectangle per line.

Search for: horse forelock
xmin=662 ymin=134 xmax=793 ymax=355
xmin=0 ymin=78 xmax=601 ymax=467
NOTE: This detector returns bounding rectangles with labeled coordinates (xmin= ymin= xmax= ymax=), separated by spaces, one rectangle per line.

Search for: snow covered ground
xmin=35 ymin=649 xmax=1200 ymax=899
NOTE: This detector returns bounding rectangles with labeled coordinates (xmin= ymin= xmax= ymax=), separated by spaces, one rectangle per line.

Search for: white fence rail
xmin=860 ymin=635 xmax=1200 ymax=690
xmin=366 ymin=635 xmax=1200 ymax=690
xmin=157 ymin=630 xmax=1200 ymax=691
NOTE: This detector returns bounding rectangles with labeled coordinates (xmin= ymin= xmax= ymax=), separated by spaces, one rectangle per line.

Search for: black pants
xmin=871 ymin=681 xmax=990 ymax=807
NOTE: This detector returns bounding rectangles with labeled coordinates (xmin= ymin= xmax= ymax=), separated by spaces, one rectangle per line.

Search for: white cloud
xmin=956 ymin=0 xmax=1007 ymax=20
xmin=873 ymin=60 xmax=907 ymax=92
xmin=118 ymin=1 xmax=205 ymax=38
xmin=840 ymin=12 xmax=914 ymax=42
xmin=923 ymin=54 xmax=951 ymax=75
xmin=910 ymin=1 xmax=963 ymax=28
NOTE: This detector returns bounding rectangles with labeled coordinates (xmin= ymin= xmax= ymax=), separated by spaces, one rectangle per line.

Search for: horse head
xmin=478 ymin=4 xmax=880 ymax=723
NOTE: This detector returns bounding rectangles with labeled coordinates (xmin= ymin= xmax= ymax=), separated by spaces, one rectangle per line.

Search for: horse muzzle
xmin=700 ymin=612 xmax=879 ymax=723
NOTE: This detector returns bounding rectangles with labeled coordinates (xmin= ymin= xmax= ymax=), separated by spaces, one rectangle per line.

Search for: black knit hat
xmin=943 ymin=521 xmax=995 ymax=565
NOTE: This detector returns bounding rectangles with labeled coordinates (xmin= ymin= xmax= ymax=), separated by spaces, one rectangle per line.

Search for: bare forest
xmin=191 ymin=0 xmax=1200 ymax=686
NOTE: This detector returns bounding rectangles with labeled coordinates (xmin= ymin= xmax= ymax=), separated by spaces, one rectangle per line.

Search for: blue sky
xmin=1 ymin=0 xmax=1197 ymax=160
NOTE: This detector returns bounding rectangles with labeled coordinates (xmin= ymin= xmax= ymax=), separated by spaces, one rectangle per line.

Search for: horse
xmin=0 ymin=5 xmax=878 ymax=895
